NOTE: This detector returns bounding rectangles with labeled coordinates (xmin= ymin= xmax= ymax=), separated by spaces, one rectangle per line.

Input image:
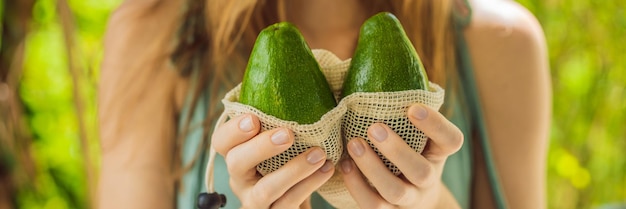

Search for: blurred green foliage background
xmin=1 ymin=0 xmax=624 ymax=208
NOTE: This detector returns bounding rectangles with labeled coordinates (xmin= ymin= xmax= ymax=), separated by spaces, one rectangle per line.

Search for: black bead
xmin=197 ymin=192 xmax=227 ymax=209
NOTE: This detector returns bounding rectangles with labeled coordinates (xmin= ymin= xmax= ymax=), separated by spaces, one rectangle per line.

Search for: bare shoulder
xmin=465 ymin=0 xmax=546 ymax=46
xmin=109 ymin=0 xmax=183 ymax=20
xmin=464 ymin=0 xmax=548 ymax=71
xmin=100 ymin=0 xmax=188 ymax=114
xmin=462 ymin=0 xmax=550 ymax=104
xmin=103 ymin=0 xmax=183 ymax=60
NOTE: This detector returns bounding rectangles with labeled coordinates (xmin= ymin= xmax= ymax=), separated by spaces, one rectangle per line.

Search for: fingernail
xmin=370 ymin=124 xmax=388 ymax=142
xmin=270 ymin=129 xmax=290 ymax=145
xmin=307 ymin=149 xmax=325 ymax=164
xmin=320 ymin=161 xmax=333 ymax=173
xmin=341 ymin=160 xmax=353 ymax=173
xmin=239 ymin=115 xmax=254 ymax=132
xmin=413 ymin=105 xmax=428 ymax=120
xmin=348 ymin=140 xmax=365 ymax=157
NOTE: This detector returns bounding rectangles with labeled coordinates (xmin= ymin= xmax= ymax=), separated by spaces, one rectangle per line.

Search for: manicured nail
xmin=270 ymin=129 xmax=290 ymax=145
xmin=239 ymin=115 xmax=254 ymax=132
xmin=348 ymin=140 xmax=365 ymax=157
xmin=413 ymin=105 xmax=428 ymax=120
xmin=320 ymin=161 xmax=333 ymax=173
xmin=307 ymin=149 xmax=325 ymax=164
xmin=370 ymin=124 xmax=388 ymax=142
xmin=341 ymin=160 xmax=353 ymax=173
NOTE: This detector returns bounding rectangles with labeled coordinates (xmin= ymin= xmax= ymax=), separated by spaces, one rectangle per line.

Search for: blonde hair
xmin=171 ymin=0 xmax=460 ymax=179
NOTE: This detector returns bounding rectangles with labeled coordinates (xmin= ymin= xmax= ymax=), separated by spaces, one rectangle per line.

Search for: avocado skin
xmin=342 ymin=12 xmax=429 ymax=97
xmin=239 ymin=22 xmax=336 ymax=124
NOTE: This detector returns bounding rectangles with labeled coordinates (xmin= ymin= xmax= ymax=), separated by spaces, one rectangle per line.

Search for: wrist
xmin=436 ymin=182 xmax=461 ymax=209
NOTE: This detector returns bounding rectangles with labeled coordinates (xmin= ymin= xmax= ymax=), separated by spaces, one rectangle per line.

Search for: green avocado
xmin=239 ymin=22 xmax=336 ymax=124
xmin=342 ymin=12 xmax=429 ymax=97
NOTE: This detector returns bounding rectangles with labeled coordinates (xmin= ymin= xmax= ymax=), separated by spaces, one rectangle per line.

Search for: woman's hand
xmin=212 ymin=114 xmax=335 ymax=209
xmin=341 ymin=104 xmax=464 ymax=209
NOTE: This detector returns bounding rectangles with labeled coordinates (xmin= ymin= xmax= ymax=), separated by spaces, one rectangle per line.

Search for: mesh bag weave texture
xmin=222 ymin=86 xmax=346 ymax=176
xmin=221 ymin=49 xmax=444 ymax=208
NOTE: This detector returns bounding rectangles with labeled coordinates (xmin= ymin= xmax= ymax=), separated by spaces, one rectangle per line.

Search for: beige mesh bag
xmin=216 ymin=49 xmax=444 ymax=208
xmin=313 ymin=49 xmax=445 ymax=208
xmin=221 ymin=86 xmax=346 ymax=175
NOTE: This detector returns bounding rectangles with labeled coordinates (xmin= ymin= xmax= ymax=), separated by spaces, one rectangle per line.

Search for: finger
xmin=251 ymin=147 xmax=327 ymax=207
xmin=212 ymin=114 xmax=261 ymax=155
xmin=368 ymin=123 xmax=437 ymax=187
xmin=407 ymin=104 xmax=464 ymax=160
xmin=271 ymin=160 xmax=335 ymax=209
xmin=225 ymin=128 xmax=294 ymax=180
xmin=340 ymin=159 xmax=390 ymax=209
xmin=346 ymin=138 xmax=416 ymax=205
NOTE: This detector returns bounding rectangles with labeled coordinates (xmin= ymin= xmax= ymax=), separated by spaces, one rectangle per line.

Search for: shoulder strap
xmin=453 ymin=7 xmax=510 ymax=209
xmin=452 ymin=0 xmax=472 ymax=28
xmin=177 ymin=71 xmax=210 ymax=209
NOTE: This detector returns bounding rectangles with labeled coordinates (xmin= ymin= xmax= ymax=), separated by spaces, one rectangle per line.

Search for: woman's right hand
xmin=212 ymin=114 xmax=335 ymax=208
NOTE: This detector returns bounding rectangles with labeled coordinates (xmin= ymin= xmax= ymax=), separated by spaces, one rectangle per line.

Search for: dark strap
xmin=454 ymin=18 xmax=509 ymax=209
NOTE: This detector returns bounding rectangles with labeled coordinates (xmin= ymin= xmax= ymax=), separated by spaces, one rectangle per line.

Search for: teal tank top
xmin=176 ymin=1 xmax=507 ymax=208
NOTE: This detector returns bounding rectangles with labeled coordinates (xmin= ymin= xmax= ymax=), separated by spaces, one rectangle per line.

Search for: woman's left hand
xmin=341 ymin=104 xmax=464 ymax=209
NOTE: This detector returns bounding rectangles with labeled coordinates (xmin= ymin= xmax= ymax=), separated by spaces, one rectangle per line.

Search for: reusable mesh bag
xmin=219 ymin=49 xmax=444 ymax=208
xmin=222 ymin=86 xmax=346 ymax=175
xmin=341 ymin=88 xmax=445 ymax=174
xmin=313 ymin=49 xmax=445 ymax=208
xmin=312 ymin=49 xmax=351 ymax=100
